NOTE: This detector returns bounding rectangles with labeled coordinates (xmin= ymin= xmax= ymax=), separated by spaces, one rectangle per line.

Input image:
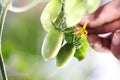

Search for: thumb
xmin=111 ymin=30 xmax=120 ymax=60
xmin=80 ymin=0 xmax=120 ymax=28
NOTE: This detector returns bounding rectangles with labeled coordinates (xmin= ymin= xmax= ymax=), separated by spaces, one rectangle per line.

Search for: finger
xmin=87 ymin=19 xmax=120 ymax=34
xmin=87 ymin=34 xmax=111 ymax=53
xmin=111 ymin=30 xmax=120 ymax=60
xmin=80 ymin=0 xmax=120 ymax=27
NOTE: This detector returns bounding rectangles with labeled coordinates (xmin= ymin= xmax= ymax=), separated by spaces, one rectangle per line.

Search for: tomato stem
xmin=50 ymin=0 xmax=67 ymax=31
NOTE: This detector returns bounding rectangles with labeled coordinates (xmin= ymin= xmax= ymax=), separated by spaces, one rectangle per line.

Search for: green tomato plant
xmin=41 ymin=0 xmax=101 ymax=69
xmin=0 ymin=0 xmax=100 ymax=80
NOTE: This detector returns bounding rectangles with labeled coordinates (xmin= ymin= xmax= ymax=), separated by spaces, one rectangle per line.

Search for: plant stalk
xmin=0 ymin=1 xmax=10 ymax=80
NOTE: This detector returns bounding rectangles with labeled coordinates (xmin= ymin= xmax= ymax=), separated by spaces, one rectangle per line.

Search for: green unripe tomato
xmin=74 ymin=36 xmax=89 ymax=61
xmin=41 ymin=0 xmax=62 ymax=32
xmin=65 ymin=0 xmax=86 ymax=27
xmin=41 ymin=28 xmax=64 ymax=61
xmin=56 ymin=43 xmax=76 ymax=69
xmin=74 ymin=45 xmax=87 ymax=61
xmin=85 ymin=0 xmax=101 ymax=14
xmin=65 ymin=0 xmax=101 ymax=27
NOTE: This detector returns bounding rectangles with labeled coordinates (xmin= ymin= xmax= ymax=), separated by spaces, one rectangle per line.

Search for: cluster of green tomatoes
xmin=40 ymin=0 xmax=100 ymax=68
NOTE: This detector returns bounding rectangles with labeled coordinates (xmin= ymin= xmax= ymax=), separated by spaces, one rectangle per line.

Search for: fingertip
xmin=80 ymin=14 xmax=102 ymax=28
xmin=88 ymin=34 xmax=111 ymax=53
xmin=87 ymin=34 xmax=102 ymax=52
xmin=79 ymin=16 xmax=91 ymax=25
xmin=111 ymin=30 xmax=120 ymax=60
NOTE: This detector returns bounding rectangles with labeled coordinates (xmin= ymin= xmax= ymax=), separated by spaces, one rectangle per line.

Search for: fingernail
xmin=112 ymin=30 xmax=120 ymax=46
xmin=87 ymin=35 xmax=94 ymax=47
xmin=111 ymin=30 xmax=120 ymax=60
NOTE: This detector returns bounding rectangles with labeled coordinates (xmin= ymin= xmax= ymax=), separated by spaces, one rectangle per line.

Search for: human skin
xmin=79 ymin=0 xmax=120 ymax=60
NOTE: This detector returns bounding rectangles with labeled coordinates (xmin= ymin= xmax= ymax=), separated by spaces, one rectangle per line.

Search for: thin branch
xmin=0 ymin=1 xmax=10 ymax=80
xmin=8 ymin=0 xmax=48 ymax=13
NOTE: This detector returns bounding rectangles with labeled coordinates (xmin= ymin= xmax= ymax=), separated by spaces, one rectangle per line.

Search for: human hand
xmin=80 ymin=0 xmax=120 ymax=60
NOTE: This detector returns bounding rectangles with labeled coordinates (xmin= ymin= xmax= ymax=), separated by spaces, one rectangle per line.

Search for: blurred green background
xmin=1 ymin=0 xmax=120 ymax=80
